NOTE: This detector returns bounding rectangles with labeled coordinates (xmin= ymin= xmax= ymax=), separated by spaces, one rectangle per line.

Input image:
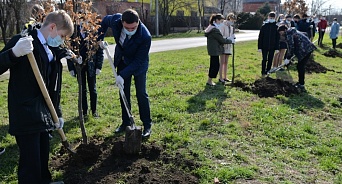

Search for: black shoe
xmin=142 ymin=128 xmax=151 ymax=139
xmin=92 ymin=111 xmax=99 ymax=118
xmin=294 ymin=83 xmax=307 ymax=93
xmin=0 ymin=147 xmax=5 ymax=155
xmin=218 ymin=79 xmax=226 ymax=84
xmin=115 ymin=126 xmax=126 ymax=133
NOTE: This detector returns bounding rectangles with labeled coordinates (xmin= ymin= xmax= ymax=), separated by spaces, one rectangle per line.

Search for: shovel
xmin=100 ymin=41 xmax=142 ymax=155
xmin=27 ymin=53 xmax=75 ymax=154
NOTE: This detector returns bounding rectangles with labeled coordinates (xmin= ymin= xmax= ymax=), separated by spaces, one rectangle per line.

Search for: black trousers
xmin=297 ymin=54 xmax=310 ymax=85
xmin=15 ymin=131 xmax=51 ymax=184
xmin=332 ymin=38 xmax=337 ymax=49
xmin=261 ymin=49 xmax=275 ymax=74
xmin=318 ymin=30 xmax=325 ymax=45
xmin=81 ymin=67 xmax=97 ymax=115
xmin=208 ymin=56 xmax=220 ymax=78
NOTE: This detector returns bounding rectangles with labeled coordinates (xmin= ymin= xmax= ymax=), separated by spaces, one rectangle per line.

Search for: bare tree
xmin=8 ymin=0 xmax=27 ymax=34
xmin=0 ymin=0 xmax=12 ymax=44
xmin=283 ymin=0 xmax=309 ymax=15
xmin=197 ymin=0 xmax=204 ymax=32
xmin=159 ymin=0 xmax=191 ymax=35
xmin=310 ymin=0 xmax=330 ymax=15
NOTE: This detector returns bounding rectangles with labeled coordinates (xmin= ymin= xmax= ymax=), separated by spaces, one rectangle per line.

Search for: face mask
xmin=286 ymin=20 xmax=291 ymax=24
xmin=228 ymin=21 xmax=234 ymax=26
xmin=322 ymin=18 xmax=325 ymax=20
xmin=47 ymin=27 xmax=64 ymax=47
xmin=123 ymin=27 xmax=137 ymax=36
xmin=306 ymin=19 xmax=310 ymax=23
xmin=268 ymin=19 xmax=275 ymax=23
xmin=333 ymin=21 xmax=337 ymax=24
xmin=213 ymin=22 xmax=222 ymax=27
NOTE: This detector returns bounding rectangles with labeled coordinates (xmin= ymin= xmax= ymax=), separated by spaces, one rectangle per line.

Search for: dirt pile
xmin=323 ymin=49 xmax=342 ymax=58
xmin=51 ymin=137 xmax=199 ymax=184
xmin=305 ymin=59 xmax=330 ymax=73
xmin=233 ymin=78 xmax=299 ymax=97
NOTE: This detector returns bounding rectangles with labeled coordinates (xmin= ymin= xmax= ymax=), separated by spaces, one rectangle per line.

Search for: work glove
xmin=57 ymin=117 xmax=64 ymax=129
xmin=69 ymin=70 xmax=76 ymax=77
xmin=284 ymin=59 xmax=290 ymax=65
xmin=230 ymin=38 xmax=236 ymax=44
xmin=275 ymin=50 xmax=279 ymax=54
xmin=64 ymin=49 xmax=75 ymax=59
xmin=96 ymin=69 xmax=101 ymax=75
xmin=310 ymin=25 xmax=313 ymax=28
xmin=12 ymin=36 xmax=34 ymax=57
xmin=77 ymin=56 xmax=83 ymax=64
xmin=116 ymin=75 xmax=124 ymax=89
xmin=258 ymin=49 xmax=262 ymax=52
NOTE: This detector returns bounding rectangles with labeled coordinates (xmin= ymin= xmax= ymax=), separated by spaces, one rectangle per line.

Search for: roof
xmin=243 ymin=0 xmax=280 ymax=3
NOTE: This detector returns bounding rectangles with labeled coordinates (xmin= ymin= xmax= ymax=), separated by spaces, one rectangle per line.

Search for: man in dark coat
xmin=258 ymin=11 xmax=280 ymax=76
xmin=98 ymin=9 xmax=152 ymax=138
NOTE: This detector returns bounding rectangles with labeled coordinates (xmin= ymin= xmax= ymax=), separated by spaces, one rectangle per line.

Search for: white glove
xmin=12 ymin=36 xmax=34 ymax=57
xmin=77 ymin=56 xmax=83 ymax=64
xmin=116 ymin=75 xmax=124 ymax=89
xmin=284 ymin=59 xmax=290 ymax=65
xmin=275 ymin=50 xmax=279 ymax=54
xmin=231 ymin=38 xmax=236 ymax=44
xmin=310 ymin=25 xmax=313 ymax=28
xmin=258 ymin=49 xmax=262 ymax=52
xmin=96 ymin=69 xmax=101 ymax=75
xmin=64 ymin=49 xmax=75 ymax=59
xmin=70 ymin=70 xmax=75 ymax=77
xmin=57 ymin=117 xmax=64 ymax=129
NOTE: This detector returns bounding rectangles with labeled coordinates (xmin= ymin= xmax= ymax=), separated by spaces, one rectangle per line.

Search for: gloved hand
xmin=230 ymin=38 xmax=236 ymax=44
xmin=258 ymin=49 xmax=262 ymax=52
xmin=77 ymin=56 xmax=83 ymax=64
xmin=116 ymin=75 xmax=124 ymax=89
xmin=310 ymin=25 xmax=313 ymax=28
xmin=57 ymin=117 xmax=64 ymax=129
xmin=96 ymin=69 xmax=101 ymax=75
xmin=336 ymin=34 xmax=339 ymax=38
xmin=12 ymin=36 xmax=34 ymax=57
xmin=284 ymin=59 xmax=290 ymax=65
xmin=70 ymin=70 xmax=76 ymax=77
xmin=64 ymin=49 xmax=75 ymax=59
xmin=275 ymin=50 xmax=279 ymax=54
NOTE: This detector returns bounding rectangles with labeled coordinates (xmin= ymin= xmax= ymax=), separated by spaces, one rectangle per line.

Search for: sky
xmin=280 ymin=0 xmax=342 ymax=11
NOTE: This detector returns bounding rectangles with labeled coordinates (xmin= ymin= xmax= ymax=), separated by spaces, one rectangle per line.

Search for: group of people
xmin=0 ymin=6 xmax=152 ymax=184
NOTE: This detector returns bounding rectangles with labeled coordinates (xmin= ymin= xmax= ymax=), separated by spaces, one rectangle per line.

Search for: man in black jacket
xmin=258 ymin=11 xmax=280 ymax=76
xmin=0 ymin=10 xmax=73 ymax=184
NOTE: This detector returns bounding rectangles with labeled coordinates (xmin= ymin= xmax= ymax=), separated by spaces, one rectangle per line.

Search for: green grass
xmin=1 ymin=35 xmax=342 ymax=183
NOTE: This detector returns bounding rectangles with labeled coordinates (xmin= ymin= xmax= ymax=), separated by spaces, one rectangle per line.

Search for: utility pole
xmin=155 ymin=0 xmax=159 ymax=36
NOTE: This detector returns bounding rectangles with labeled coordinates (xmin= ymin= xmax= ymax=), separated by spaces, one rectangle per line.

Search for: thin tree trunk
xmin=76 ymin=64 xmax=88 ymax=144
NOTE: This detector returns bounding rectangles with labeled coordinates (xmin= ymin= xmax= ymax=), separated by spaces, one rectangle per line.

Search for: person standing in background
xmin=204 ymin=13 xmax=234 ymax=86
xmin=317 ymin=16 xmax=328 ymax=47
xmin=218 ymin=13 xmax=236 ymax=84
xmin=329 ymin=18 xmax=340 ymax=49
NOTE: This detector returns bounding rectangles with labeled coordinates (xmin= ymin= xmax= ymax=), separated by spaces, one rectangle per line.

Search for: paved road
xmin=0 ymin=30 xmax=259 ymax=80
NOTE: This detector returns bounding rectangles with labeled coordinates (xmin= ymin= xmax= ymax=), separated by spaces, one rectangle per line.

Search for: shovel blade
xmin=124 ymin=125 xmax=142 ymax=155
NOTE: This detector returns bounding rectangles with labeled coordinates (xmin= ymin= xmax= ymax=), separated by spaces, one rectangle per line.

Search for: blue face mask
xmin=47 ymin=27 xmax=64 ymax=47
xmin=123 ymin=28 xmax=137 ymax=36
xmin=268 ymin=19 xmax=275 ymax=23
xmin=214 ymin=22 xmax=222 ymax=28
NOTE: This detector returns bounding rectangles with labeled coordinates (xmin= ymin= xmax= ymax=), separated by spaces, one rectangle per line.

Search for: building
xmin=243 ymin=0 xmax=281 ymax=13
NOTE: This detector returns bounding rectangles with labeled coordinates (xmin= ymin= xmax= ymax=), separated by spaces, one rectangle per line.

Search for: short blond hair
xmin=42 ymin=10 xmax=74 ymax=36
xmin=226 ymin=13 xmax=236 ymax=20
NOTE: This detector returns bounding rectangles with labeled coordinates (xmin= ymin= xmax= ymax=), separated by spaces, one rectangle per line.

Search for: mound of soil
xmin=336 ymin=43 xmax=342 ymax=49
xmin=305 ymin=59 xmax=330 ymax=73
xmin=233 ymin=78 xmax=299 ymax=98
xmin=50 ymin=137 xmax=199 ymax=184
xmin=323 ymin=49 xmax=342 ymax=58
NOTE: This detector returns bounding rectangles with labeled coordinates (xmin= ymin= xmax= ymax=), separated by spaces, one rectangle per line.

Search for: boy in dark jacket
xmin=298 ymin=14 xmax=314 ymax=40
xmin=67 ymin=21 xmax=104 ymax=118
xmin=0 ymin=10 xmax=73 ymax=183
xmin=279 ymin=25 xmax=317 ymax=92
xmin=258 ymin=11 xmax=280 ymax=76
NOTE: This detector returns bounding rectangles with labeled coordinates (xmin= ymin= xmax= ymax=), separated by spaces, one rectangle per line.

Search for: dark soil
xmin=336 ymin=43 xmax=342 ymax=49
xmin=233 ymin=78 xmax=299 ymax=97
xmin=305 ymin=59 xmax=331 ymax=73
xmin=50 ymin=136 xmax=199 ymax=184
xmin=323 ymin=49 xmax=342 ymax=58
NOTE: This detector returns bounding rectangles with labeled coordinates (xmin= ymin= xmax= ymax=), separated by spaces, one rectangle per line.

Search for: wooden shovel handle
xmin=27 ymin=53 xmax=67 ymax=141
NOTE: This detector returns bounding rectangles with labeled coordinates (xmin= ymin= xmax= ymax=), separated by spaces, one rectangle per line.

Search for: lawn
xmin=0 ymin=36 xmax=342 ymax=183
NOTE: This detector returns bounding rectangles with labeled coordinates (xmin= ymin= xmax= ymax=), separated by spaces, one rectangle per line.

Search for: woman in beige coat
xmin=219 ymin=13 xmax=236 ymax=84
